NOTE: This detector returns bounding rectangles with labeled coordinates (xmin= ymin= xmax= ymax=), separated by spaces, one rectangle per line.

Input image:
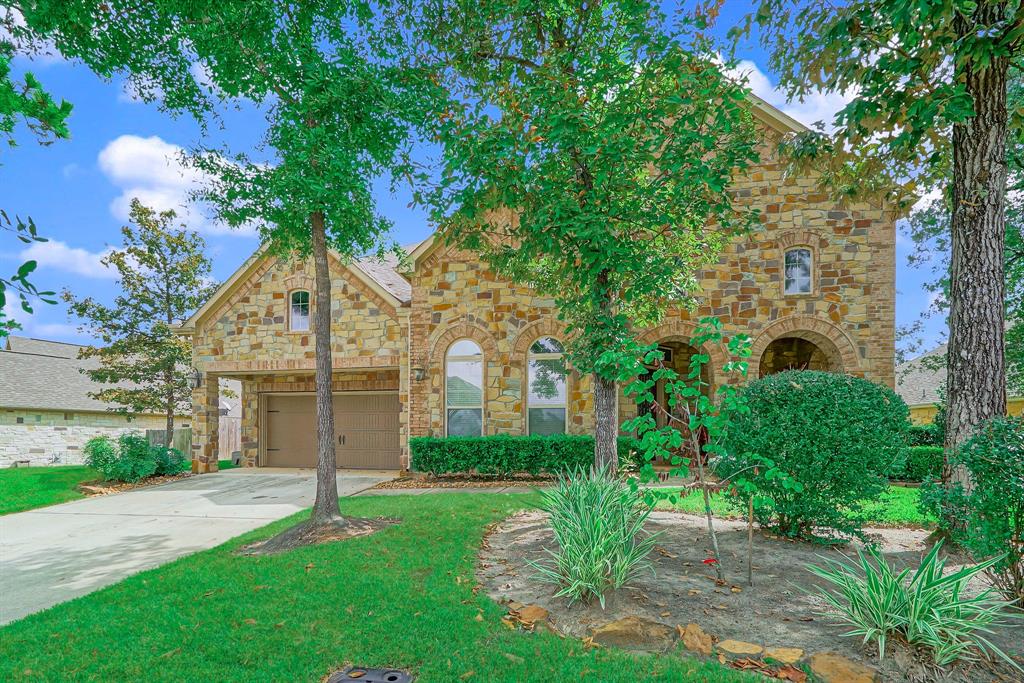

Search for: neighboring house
xmin=176 ymin=97 xmax=898 ymax=472
xmin=896 ymin=344 xmax=1024 ymax=425
xmin=0 ymin=336 xmax=189 ymax=467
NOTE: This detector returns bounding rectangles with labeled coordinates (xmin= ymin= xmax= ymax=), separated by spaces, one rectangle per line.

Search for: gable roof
xmin=0 ymin=336 xmax=171 ymax=414
xmin=176 ymin=245 xmax=410 ymax=335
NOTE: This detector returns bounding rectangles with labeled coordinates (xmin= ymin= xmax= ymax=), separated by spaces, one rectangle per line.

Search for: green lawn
xmin=0 ymin=493 xmax=749 ymax=682
xmin=0 ymin=465 xmax=100 ymax=515
xmin=218 ymin=459 xmax=239 ymax=470
xmin=654 ymin=484 xmax=935 ymax=527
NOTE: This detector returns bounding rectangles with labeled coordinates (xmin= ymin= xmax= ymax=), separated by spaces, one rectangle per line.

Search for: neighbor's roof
xmin=896 ymin=345 xmax=948 ymax=407
xmin=0 ymin=335 xmax=166 ymax=414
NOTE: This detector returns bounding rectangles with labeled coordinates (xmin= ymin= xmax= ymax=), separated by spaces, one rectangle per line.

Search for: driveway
xmin=0 ymin=468 xmax=390 ymax=625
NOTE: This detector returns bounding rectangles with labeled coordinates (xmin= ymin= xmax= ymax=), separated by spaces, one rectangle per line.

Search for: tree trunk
xmin=593 ymin=374 xmax=618 ymax=473
xmin=945 ymin=12 xmax=1009 ymax=494
xmin=165 ymin=387 xmax=175 ymax=452
xmin=310 ymin=211 xmax=342 ymax=525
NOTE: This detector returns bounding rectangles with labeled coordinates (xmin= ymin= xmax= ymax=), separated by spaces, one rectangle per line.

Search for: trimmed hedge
xmin=908 ymin=423 xmax=942 ymax=447
xmin=409 ymin=434 xmax=639 ymax=476
xmin=889 ymin=445 xmax=944 ymax=482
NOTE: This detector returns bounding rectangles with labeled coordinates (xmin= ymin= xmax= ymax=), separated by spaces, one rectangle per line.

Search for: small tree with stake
xmin=611 ymin=317 xmax=800 ymax=585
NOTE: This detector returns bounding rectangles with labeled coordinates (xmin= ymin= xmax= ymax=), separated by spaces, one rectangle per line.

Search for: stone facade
xmin=0 ymin=409 xmax=169 ymax=467
xmin=182 ymin=114 xmax=898 ymax=473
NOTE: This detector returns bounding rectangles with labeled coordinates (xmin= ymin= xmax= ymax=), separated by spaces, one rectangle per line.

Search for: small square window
xmin=64 ymin=412 xmax=75 ymax=421
xmin=16 ymin=417 xmax=24 ymax=424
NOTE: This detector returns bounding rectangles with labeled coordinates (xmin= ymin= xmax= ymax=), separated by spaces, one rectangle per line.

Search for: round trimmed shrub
xmin=719 ymin=370 xmax=909 ymax=539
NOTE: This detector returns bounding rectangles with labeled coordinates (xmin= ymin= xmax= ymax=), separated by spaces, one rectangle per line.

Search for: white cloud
xmin=97 ymin=134 xmax=255 ymax=236
xmin=19 ymin=240 xmax=116 ymax=279
xmin=729 ymin=59 xmax=855 ymax=132
xmin=1 ymin=298 xmax=89 ymax=343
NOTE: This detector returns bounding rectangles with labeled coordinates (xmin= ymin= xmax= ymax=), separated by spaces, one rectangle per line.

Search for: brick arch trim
xmin=777 ymin=229 xmax=827 ymax=250
xmin=429 ymin=321 xmax=499 ymax=361
xmin=749 ymin=315 xmax=861 ymax=377
xmin=511 ymin=319 xmax=569 ymax=357
xmin=637 ymin=320 xmax=727 ymax=386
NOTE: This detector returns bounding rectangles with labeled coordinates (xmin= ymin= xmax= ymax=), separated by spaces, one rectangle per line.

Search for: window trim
xmin=783 ymin=246 xmax=814 ymax=296
xmin=288 ymin=289 xmax=311 ymax=332
xmin=526 ymin=336 xmax=568 ymax=436
xmin=444 ymin=338 xmax=484 ymax=437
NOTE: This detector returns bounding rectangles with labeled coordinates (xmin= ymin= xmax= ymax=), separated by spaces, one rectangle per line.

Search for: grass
xmin=0 ymin=465 xmax=100 ymax=515
xmin=653 ymin=485 xmax=936 ymax=528
xmin=0 ymin=493 xmax=749 ymax=682
xmin=218 ymin=459 xmax=239 ymax=470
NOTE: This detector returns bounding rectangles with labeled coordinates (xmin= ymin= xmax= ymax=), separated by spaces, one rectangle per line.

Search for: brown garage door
xmin=264 ymin=393 xmax=401 ymax=469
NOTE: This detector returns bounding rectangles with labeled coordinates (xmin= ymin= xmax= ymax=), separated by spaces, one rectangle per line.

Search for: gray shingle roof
xmin=896 ymin=345 xmax=948 ymax=407
xmin=0 ymin=336 xmax=160 ymax=414
xmin=354 ymin=252 xmax=411 ymax=303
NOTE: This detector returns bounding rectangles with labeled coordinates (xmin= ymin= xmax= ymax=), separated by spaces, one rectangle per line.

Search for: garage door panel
xmin=264 ymin=393 xmax=400 ymax=469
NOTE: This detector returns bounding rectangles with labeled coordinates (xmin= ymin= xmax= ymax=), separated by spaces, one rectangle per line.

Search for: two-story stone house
xmin=176 ymin=97 xmax=897 ymax=473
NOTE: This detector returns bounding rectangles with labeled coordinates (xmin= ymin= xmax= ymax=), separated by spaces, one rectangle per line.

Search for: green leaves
xmin=408 ymin=0 xmax=760 ymax=373
xmin=64 ymin=200 xmax=215 ymax=417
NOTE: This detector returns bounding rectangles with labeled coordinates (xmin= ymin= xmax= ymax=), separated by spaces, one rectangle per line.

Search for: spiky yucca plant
xmin=531 ymin=467 xmax=660 ymax=607
xmin=807 ymin=541 xmax=1020 ymax=668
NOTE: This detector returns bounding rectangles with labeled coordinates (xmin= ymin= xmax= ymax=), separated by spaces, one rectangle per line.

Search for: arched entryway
xmin=749 ymin=316 xmax=860 ymax=379
xmin=759 ymin=336 xmax=842 ymax=375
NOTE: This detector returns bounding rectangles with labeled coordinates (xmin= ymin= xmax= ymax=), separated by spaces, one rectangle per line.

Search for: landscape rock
xmin=678 ymin=623 xmax=713 ymax=656
xmin=764 ymin=646 xmax=804 ymax=664
xmin=808 ymin=652 xmax=877 ymax=683
xmin=516 ymin=604 xmax=548 ymax=625
xmin=590 ymin=616 xmax=675 ymax=652
xmin=716 ymin=639 xmax=763 ymax=657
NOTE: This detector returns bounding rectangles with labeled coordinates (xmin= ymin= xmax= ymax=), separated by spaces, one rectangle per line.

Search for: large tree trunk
xmin=945 ymin=12 xmax=1009 ymax=492
xmin=593 ymin=374 xmax=618 ymax=473
xmin=310 ymin=211 xmax=342 ymax=525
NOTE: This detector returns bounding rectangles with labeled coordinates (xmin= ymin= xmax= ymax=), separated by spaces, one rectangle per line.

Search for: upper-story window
xmin=446 ymin=339 xmax=483 ymax=436
xmin=784 ymin=248 xmax=812 ymax=295
xmin=290 ymin=290 xmax=310 ymax=331
xmin=527 ymin=337 xmax=567 ymax=435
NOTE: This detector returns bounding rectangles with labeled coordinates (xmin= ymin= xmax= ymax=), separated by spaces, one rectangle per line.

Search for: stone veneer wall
xmin=409 ymin=125 xmax=896 ymax=440
xmin=0 ymin=409 xmax=172 ymax=467
xmin=407 ymin=251 xmax=596 ymax=442
xmin=191 ymin=253 xmax=403 ymax=372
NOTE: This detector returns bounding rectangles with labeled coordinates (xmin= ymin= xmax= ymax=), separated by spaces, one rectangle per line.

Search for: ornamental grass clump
xmin=531 ymin=466 xmax=660 ymax=607
xmin=807 ymin=541 xmax=1020 ymax=669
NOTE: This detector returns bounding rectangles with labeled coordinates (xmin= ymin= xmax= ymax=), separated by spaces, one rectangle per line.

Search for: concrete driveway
xmin=0 ymin=468 xmax=390 ymax=625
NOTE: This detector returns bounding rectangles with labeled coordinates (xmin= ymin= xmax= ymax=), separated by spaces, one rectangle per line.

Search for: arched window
xmin=289 ymin=290 xmax=310 ymax=331
xmin=527 ymin=337 xmax=567 ymax=435
xmin=446 ymin=339 xmax=483 ymax=436
xmin=784 ymin=248 xmax=812 ymax=295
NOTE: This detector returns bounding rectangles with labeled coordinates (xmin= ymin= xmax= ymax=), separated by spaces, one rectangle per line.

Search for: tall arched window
xmin=289 ymin=290 xmax=310 ymax=331
xmin=527 ymin=337 xmax=567 ymax=435
xmin=446 ymin=339 xmax=483 ymax=436
xmin=784 ymin=248 xmax=812 ymax=295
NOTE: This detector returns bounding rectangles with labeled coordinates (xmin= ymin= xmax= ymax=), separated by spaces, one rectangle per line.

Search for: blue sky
xmin=0 ymin=3 xmax=945 ymax=356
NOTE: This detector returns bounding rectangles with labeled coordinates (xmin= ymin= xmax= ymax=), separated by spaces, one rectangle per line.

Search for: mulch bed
xmin=76 ymin=472 xmax=194 ymax=497
xmin=479 ymin=510 xmax=1024 ymax=682
xmin=373 ymin=474 xmax=554 ymax=489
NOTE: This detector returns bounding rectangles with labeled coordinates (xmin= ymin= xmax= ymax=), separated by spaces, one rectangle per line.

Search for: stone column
xmin=191 ymin=373 xmax=220 ymax=473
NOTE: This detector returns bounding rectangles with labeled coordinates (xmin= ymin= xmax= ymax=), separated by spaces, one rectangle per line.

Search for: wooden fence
xmin=146 ymin=417 xmax=241 ymax=461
